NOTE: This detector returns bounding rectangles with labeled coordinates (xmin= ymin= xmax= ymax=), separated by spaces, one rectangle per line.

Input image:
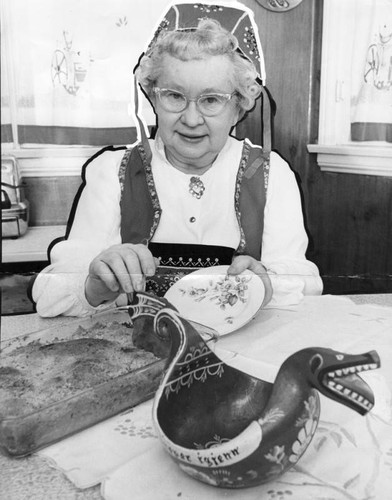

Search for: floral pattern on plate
xmin=164 ymin=266 xmax=265 ymax=336
xmin=179 ymin=274 xmax=250 ymax=307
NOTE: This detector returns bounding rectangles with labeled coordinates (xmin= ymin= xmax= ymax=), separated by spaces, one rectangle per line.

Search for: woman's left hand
xmin=228 ymin=255 xmax=273 ymax=307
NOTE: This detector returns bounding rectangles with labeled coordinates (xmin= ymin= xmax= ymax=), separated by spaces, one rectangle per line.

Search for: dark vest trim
xmin=235 ymin=144 xmax=270 ymax=259
xmin=120 ymin=144 xmax=162 ymax=245
xmin=120 ymin=140 xmax=269 ymax=261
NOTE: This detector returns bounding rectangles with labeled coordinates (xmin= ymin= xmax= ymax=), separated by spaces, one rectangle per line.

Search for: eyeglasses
xmin=152 ymin=87 xmax=237 ymax=116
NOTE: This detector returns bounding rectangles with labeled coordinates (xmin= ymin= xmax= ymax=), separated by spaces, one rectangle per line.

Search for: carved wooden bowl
xmin=129 ymin=293 xmax=380 ymax=488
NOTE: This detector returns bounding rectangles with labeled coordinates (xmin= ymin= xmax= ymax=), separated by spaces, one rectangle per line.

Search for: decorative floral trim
xmin=264 ymin=445 xmax=286 ymax=468
xmin=258 ymin=408 xmax=285 ymax=426
xmin=243 ymin=25 xmax=261 ymax=60
xmin=263 ymin=157 xmax=270 ymax=191
xmin=145 ymin=259 xmax=223 ymax=296
xmin=194 ymin=434 xmax=230 ymax=449
xmin=146 ymin=18 xmax=170 ymax=54
xmin=129 ymin=293 xmax=168 ymax=320
xmin=193 ymin=4 xmax=224 ymax=14
xmin=118 ymin=148 xmax=132 ymax=194
xmin=234 ymin=142 xmax=251 ymax=254
xmin=164 ymin=344 xmax=224 ymax=397
xmin=234 ymin=144 xmax=270 ymax=255
xmin=160 ymin=256 xmax=220 ymax=267
xmin=261 ymin=391 xmax=320 ymax=471
xmin=289 ymin=393 xmax=319 ymax=463
xmin=137 ymin=143 xmax=162 ymax=242
xmin=179 ymin=464 xmax=261 ymax=488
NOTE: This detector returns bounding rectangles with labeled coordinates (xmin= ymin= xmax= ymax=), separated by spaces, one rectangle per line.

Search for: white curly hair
xmin=135 ymin=19 xmax=262 ymax=116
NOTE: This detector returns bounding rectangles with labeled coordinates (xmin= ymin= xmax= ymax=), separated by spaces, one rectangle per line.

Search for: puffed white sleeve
xmin=32 ymin=148 xmax=127 ymax=317
xmin=261 ymin=152 xmax=323 ymax=306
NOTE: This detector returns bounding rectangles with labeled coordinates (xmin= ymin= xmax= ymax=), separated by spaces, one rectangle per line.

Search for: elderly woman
xmin=32 ymin=4 xmax=322 ymax=317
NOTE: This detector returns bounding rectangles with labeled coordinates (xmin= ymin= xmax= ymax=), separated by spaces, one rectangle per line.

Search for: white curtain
xmin=1 ymin=0 xmax=170 ymax=145
xmin=350 ymin=0 xmax=392 ymax=142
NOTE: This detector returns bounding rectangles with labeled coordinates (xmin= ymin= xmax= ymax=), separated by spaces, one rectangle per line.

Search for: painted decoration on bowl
xmin=127 ymin=293 xmax=380 ymax=489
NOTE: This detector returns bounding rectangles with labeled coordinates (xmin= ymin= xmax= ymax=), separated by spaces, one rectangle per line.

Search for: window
xmin=308 ymin=0 xmax=392 ymax=177
xmin=0 ymin=0 xmax=165 ymax=177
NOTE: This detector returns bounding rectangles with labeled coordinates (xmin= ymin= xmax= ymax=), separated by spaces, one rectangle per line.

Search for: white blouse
xmin=150 ymin=135 xmax=241 ymax=248
xmin=32 ymin=136 xmax=323 ymax=317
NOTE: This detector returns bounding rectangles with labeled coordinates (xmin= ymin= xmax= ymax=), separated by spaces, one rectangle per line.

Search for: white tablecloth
xmin=36 ymin=295 xmax=392 ymax=500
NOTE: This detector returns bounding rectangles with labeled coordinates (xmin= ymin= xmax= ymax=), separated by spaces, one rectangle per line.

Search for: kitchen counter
xmin=1 ymin=293 xmax=391 ymax=500
xmin=2 ymin=225 xmax=66 ymax=263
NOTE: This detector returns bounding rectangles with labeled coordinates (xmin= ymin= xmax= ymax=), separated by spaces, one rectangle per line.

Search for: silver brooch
xmin=189 ymin=176 xmax=205 ymax=199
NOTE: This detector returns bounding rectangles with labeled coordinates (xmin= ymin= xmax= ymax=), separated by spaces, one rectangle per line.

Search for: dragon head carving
xmin=304 ymin=347 xmax=380 ymax=415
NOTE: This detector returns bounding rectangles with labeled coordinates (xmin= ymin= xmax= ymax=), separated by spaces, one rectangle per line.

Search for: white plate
xmin=164 ymin=266 xmax=265 ymax=336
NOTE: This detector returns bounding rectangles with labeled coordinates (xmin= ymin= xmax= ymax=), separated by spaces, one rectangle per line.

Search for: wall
xmin=25 ymin=176 xmax=81 ymax=226
xmin=237 ymin=0 xmax=391 ymax=294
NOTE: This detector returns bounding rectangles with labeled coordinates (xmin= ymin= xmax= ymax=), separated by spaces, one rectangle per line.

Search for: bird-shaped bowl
xmin=128 ymin=292 xmax=380 ymax=488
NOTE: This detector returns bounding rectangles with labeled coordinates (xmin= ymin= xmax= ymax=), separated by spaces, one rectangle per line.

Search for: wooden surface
xmin=308 ymin=171 xmax=392 ymax=293
xmin=237 ymin=0 xmax=392 ymax=295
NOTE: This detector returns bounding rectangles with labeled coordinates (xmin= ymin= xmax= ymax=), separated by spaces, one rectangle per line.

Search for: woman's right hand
xmin=85 ymin=243 xmax=158 ymax=306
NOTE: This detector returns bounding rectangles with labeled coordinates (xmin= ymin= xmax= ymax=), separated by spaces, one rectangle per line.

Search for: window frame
xmin=0 ymin=145 xmax=101 ymax=177
xmin=307 ymin=0 xmax=392 ymax=177
xmin=0 ymin=0 xmax=150 ymax=178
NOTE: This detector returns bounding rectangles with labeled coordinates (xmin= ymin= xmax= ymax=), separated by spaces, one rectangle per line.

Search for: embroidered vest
xmin=120 ymin=141 xmax=269 ymax=260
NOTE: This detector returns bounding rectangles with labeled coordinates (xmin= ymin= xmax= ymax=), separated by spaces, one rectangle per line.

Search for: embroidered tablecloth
xmin=31 ymin=295 xmax=392 ymax=500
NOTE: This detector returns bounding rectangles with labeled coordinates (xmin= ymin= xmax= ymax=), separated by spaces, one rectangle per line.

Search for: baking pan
xmin=0 ymin=309 xmax=166 ymax=457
